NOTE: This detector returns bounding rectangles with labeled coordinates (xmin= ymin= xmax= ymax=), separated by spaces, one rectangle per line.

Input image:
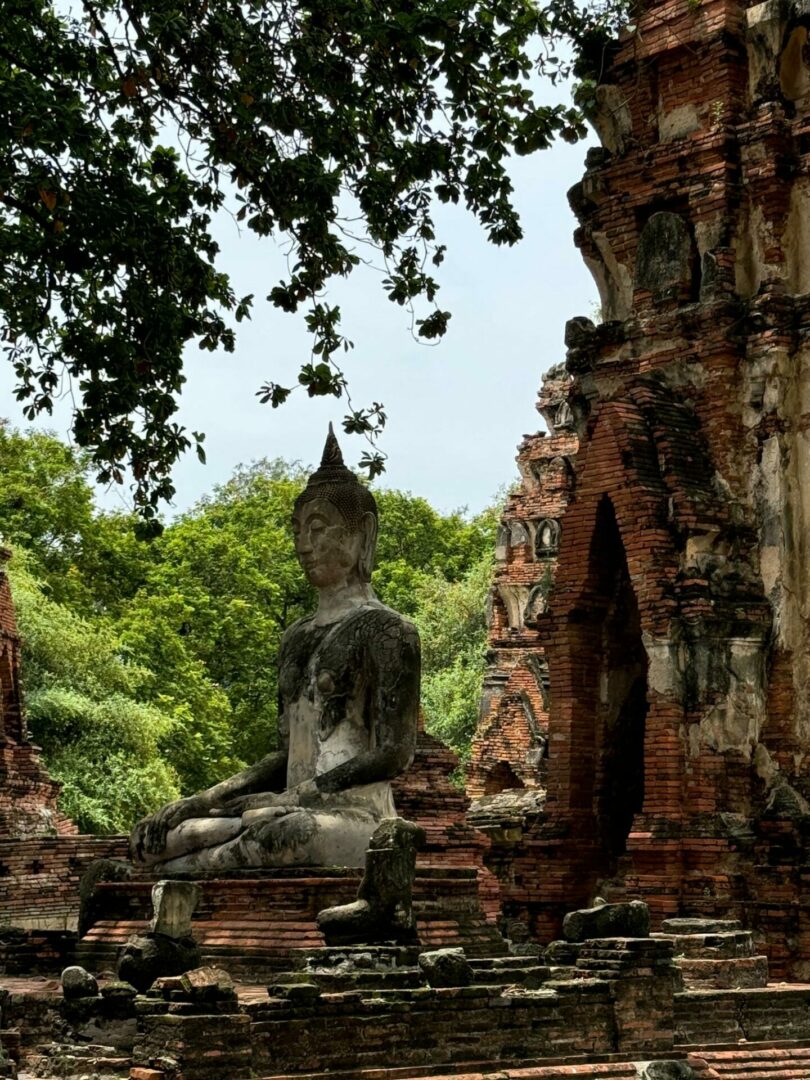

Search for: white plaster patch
xmin=642 ymin=634 xmax=683 ymax=696
xmin=746 ymin=0 xmax=785 ymax=99
xmin=592 ymin=84 xmax=632 ymax=154
xmin=785 ymin=179 xmax=810 ymax=295
xmin=754 ymin=742 xmax=779 ymax=785
xmin=698 ymin=639 xmax=767 ymax=759
xmin=658 ymin=103 xmax=701 ymax=141
xmin=590 ymin=232 xmax=633 ymax=321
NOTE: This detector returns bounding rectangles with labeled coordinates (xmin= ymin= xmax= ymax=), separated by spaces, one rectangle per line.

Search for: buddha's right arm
xmin=199 ymin=751 xmax=288 ymax=807
xmin=130 ymin=751 xmax=289 ymax=860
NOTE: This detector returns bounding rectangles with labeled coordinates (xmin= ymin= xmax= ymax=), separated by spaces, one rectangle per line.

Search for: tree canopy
xmin=1 ymin=0 xmax=618 ymax=518
xmin=2 ymin=427 xmax=496 ymax=829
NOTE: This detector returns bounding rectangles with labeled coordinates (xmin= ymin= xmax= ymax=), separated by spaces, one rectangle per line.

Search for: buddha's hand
xmin=292 ymin=778 xmax=322 ymax=806
xmin=217 ymin=792 xmax=291 ymax=815
xmin=130 ymin=795 xmax=211 ymax=861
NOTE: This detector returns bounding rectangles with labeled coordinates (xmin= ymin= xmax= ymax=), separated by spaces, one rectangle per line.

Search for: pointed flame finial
xmin=294 ymin=422 xmax=378 ymax=529
xmin=320 ymin=421 xmax=345 ymax=469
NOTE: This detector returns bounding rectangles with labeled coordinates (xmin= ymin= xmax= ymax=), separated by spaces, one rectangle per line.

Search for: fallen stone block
xmin=418 ymin=947 xmax=473 ymax=987
xmin=179 ymin=965 xmax=236 ymax=1003
xmin=61 ymin=965 xmax=99 ymax=1000
xmin=149 ymin=880 xmax=200 ymax=940
xmin=563 ymin=900 xmax=650 ymax=942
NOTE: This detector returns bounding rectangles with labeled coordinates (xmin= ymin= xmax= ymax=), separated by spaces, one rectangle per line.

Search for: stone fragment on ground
xmin=642 ymin=1061 xmax=696 ymax=1080
xmin=61 ymin=965 xmax=99 ymax=1000
xmin=562 ymin=900 xmax=650 ymax=942
xmin=418 ymin=947 xmax=473 ymax=987
xmin=179 ymin=965 xmax=236 ymax=1002
xmin=117 ymin=934 xmax=201 ymax=994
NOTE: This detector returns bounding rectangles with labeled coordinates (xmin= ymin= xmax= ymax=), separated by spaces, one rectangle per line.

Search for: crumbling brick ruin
xmin=0 ymin=553 xmax=127 ymax=939
xmin=467 ymin=366 xmax=578 ymax=802
xmin=470 ymin=0 xmax=810 ymax=982
xmin=10 ymin=0 xmax=810 ymax=1074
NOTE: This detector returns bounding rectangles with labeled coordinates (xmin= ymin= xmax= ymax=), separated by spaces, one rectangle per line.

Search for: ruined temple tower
xmin=470 ymin=0 xmax=810 ymax=977
xmin=467 ymin=365 xmax=578 ymax=801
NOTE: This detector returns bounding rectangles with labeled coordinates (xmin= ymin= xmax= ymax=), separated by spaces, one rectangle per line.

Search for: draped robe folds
xmin=139 ymin=603 xmax=419 ymax=873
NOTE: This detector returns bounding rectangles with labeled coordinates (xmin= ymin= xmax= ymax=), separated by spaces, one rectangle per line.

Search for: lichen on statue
xmin=130 ymin=426 xmax=420 ymax=872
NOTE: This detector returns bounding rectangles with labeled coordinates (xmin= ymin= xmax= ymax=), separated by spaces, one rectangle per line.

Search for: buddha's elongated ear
xmin=357 ymin=511 xmax=378 ymax=583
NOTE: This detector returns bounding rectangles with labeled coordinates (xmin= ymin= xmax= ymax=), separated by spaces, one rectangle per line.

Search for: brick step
xmin=471 ymin=966 xmax=550 ymax=987
xmin=261 ymin=1062 xmax=641 ymax=1080
xmin=690 ymin=1047 xmax=810 ymax=1078
xmin=676 ymin=956 xmax=769 ymax=990
xmin=654 ymin=931 xmax=756 ymax=959
xmin=661 ymin=919 xmax=743 ymax=935
xmin=26 ymin=1047 xmax=131 ymax=1078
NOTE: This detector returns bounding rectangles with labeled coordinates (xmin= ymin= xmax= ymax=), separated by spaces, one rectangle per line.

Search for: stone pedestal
xmin=571 ymin=937 xmax=679 ymax=1055
xmin=78 ymin=866 xmax=505 ymax=981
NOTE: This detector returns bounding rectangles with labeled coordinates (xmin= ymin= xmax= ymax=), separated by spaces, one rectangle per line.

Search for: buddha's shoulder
xmin=348 ymin=602 xmax=419 ymax=642
xmin=281 ymin=604 xmax=419 ymax=651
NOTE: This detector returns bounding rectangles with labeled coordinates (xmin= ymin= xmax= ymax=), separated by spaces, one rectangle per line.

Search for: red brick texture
xmin=468 ymin=0 xmax=810 ymax=977
xmin=468 ymin=366 xmax=578 ymax=800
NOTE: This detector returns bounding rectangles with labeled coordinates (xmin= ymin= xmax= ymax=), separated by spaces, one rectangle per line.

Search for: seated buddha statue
xmin=130 ymin=427 xmax=420 ymax=873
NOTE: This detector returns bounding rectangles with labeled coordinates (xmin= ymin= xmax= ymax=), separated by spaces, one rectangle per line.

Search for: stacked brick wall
xmin=467 ymin=366 xmax=579 ymax=800
xmin=467 ymin=0 xmax=810 ymax=976
xmin=0 ymin=834 xmax=129 ymax=931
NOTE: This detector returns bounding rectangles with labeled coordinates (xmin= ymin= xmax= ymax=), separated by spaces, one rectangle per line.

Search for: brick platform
xmin=77 ymin=865 xmax=506 ymax=979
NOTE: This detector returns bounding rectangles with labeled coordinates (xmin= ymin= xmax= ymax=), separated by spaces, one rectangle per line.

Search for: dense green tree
xmin=119 ymin=460 xmax=310 ymax=770
xmin=0 ymin=423 xmax=95 ymax=598
xmin=10 ymin=553 xmax=180 ymax=832
xmin=0 ymin=428 xmax=500 ymax=827
xmin=373 ymin=489 xmax=494 ymax=616
xmin=413 ymin=554 xmax=492 ymax=760
xmin=0 ymin=0 xmax=619 ymax=514
xmin=0 ymin=423 xmax=154 ymax=612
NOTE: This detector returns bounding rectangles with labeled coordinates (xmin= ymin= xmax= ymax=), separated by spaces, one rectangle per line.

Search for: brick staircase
xmin=655 ymin=919 xmax=769 ymax=991
xmin=688 ymin=1046 xmax=810 ymax=1078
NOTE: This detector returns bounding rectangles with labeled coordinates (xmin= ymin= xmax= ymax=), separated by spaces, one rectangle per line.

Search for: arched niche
xmin=534 ymin=518 xmax=561 ymax=559
xmin=524 ymin=584 xmax=547 ymax=626
xmin=780 ymin=23 xmax=810 ymax=102
xmin=635 ymin=211 xmax=699 ymax=303
xmin=566 ymin=495 xmax=649 ymax=857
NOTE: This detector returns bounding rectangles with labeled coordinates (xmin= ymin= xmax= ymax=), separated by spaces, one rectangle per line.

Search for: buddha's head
xmin=292 ymin=425 xmax=378 ymax=589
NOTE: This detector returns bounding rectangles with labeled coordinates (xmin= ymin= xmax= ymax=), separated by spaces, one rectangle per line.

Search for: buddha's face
xmin=292 ymin=499 xmax=367 ymax=589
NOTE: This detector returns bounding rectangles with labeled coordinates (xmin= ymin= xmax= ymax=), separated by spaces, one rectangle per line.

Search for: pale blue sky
xmin=1 ymin=96 xmax=598 ymax=519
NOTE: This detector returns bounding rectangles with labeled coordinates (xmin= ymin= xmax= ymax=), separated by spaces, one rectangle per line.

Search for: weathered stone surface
xmin=676 ymin=955 xmax=769 ymax=990
xmin=179 ymin=965 xmax=236 ymax=1002
xmin=60 ymin=965 xmax=99 ymax=1000
xmin=660 ymin=918 xmax=741 ymax=934
xmin=268 ymin=981 xmax=322 ymax=1005
xmin=634 ymin=212 xmax=695 ymax=299
xmin=100 ymin=980 xmax=137 ymax=1000
xmin=563 ymin=900 xmax=650 ymax=943
xmin=642 ymin=1062 xmax=696 ymax=1080
xmin=545 ymin=939 xmax=581 ymax=966
xmin=317 ymin=817 xmax=425 ymax=945
xmin=149 ymin=879 xmax=200 ymax=939
xmin=418 ymin=947 xmax=473 ymax=987
xmin=130 ymin=427 xmax=420 ymax=875
xmin=117 ymin=933 xmax=201 ymax=993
